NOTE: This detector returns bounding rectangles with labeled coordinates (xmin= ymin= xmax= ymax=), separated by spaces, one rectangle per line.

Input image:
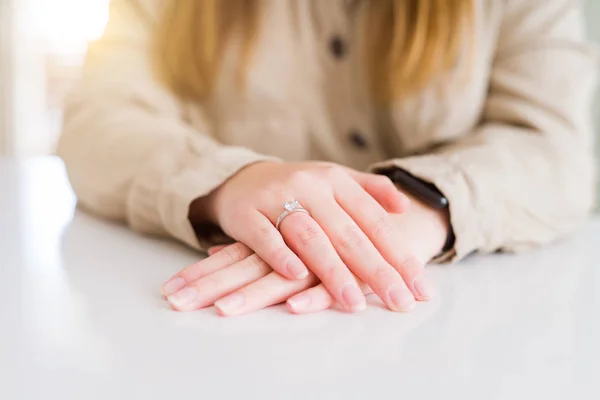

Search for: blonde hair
xmin=154 ymin=0 xmax=473 ymax=102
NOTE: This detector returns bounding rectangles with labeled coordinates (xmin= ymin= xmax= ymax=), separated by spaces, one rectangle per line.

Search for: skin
xmin=162 ymin=161 xmax=450 ymax=316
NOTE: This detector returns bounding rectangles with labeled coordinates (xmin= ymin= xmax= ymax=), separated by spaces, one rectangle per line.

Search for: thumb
xmin=347 ymin=170 xmax=410 ymax=213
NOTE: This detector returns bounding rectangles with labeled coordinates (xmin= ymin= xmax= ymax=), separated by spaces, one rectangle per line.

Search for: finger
xmin=208 ymin=245 xmax=228 ymax=256
xmin=277 ymin=211 xmax=367 ymax=312
xmin=287 ymin=280 xmax=372 ymax=314
xmin=345 ymin=170 xmax=410 ymax=214
xmin=161 ymin=242 xmax=252 ymax=296
xmin=233 ymin=210 xmax=310 ymax=281
xmin=307 ymin=198 xmax=416 ymax=312
xmin=286 ymin=284 xmax=334 ymax=314
xmin=214 ymin=271 xmax=318 ymax=317
xmin=336 ymin=181 xmax=434 ymax=302
xmin=167 ymin=254 xmax=271 ymax=312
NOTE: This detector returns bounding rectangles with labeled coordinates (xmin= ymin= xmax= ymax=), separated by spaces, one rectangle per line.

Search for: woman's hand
xmin=164 ymin=196 xmax=450 ymax=316
xmin=187 ymin=161 xmax=433 ymax=313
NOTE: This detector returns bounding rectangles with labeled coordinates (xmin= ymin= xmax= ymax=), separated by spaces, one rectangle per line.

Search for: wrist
xmin=431 ymin=208 xmax=451 ymax=255
xmin=407 ymin=195 xmax=451 ymax=259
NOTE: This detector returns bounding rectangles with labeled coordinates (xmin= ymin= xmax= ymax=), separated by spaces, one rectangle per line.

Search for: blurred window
xmin=10 ymin=0 xmax=110 ymax=156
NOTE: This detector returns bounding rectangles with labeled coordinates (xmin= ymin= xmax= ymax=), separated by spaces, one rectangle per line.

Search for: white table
xmin=1 ymin=157 xmax=599 ymax=400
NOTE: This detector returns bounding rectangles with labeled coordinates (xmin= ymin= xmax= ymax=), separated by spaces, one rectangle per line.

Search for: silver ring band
xmin=276 ymin=199 xmax=311 ymax=230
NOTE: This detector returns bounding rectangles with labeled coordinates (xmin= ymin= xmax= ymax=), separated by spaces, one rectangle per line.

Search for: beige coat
xmin=57 ymin=0 xmax=598 ymax=262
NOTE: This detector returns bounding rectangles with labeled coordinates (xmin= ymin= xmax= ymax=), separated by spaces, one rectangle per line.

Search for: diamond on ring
xmin=276 ymin=199 xmax=311 ymax=230
xmin=283 ymin=199 xmax=300 ymax=211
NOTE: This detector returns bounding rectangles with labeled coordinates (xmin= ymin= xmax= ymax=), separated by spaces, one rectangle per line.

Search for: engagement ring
xmin=275 ymin=199 xmax=311 ymax=230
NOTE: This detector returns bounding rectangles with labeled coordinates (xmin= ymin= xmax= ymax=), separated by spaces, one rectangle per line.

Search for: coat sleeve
xmin=57 ymin=0 xmax=275 ymax=250
xmin=370 ymin=0 xmax=598 ymax=261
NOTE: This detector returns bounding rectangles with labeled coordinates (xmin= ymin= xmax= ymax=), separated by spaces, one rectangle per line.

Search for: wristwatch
xmin=378 ymin=167 xmax=455 ymax=254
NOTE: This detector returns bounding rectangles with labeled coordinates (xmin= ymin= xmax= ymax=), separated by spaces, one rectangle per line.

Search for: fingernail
xmin=167 ymin=287 xmax=199 ymax=310
xmin=287 ymin=260 xmax=309 ymax=280
xmin=215 ymin=293 xmax=245 ymax=315
xmin=388 ymin=287 xmax=416 ymax=312
xmin=413 ymin=276 xmax=435 ymax=300
xmin=341 ymin=284 xmax=366 ymax=312
xmin=162 ymin=277 xmax=186 ymax=296
xmin=287 ymin=294 xmax=311 ymax=312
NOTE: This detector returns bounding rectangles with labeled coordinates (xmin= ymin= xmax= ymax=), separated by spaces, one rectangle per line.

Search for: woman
xmin=58 ymin=0 xmax=598 ymax=317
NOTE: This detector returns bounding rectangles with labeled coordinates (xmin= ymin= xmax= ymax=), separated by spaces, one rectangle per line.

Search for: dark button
xmin=329 ymin=35 xmax=347 ymax=59
xmin=348 ymin=130 xmax=369 ymax=150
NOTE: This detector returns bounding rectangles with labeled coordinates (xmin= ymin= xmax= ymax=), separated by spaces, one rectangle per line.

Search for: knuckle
xmin=396 ymin=254 xmax=423 ymax=276
xmin=221 ymin=243 xmax=246 ymax=264
xmin=370 ymin=214 xmax=395 ymax=239
xmin=371 ymin=265 xmax=398 ymax=284
xmin=289 ymin=170 xmax=314 ymax=187
xmin=245 ymin=254 xmax=268 ymax=271
xmin=297 ymin=222 xmax=325 ymax=246
xmin=200 ymin=274 xmax=223 ymax=291
xmin=252 ymin=223 xmax=276 ymax=243
xmin=323 ymin=263 xmax=343 ymax=283
xmin=259 ymin=186 xmax=286 ymax=204
xmin=259 ymin=223 xmax=275 ymax=237
xmin=338 ymin=225 xmax=367 ymax=250
xmin=323 ymin=164 xmax=347 ymax=180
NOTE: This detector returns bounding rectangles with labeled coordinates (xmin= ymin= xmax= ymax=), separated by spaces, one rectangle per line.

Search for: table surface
xmin=1 ymin=157 xmax=599 ymax=400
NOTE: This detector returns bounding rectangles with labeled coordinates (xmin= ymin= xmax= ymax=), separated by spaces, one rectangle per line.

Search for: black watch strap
xmin=379 ymin=168 xmax=448 ymax=210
